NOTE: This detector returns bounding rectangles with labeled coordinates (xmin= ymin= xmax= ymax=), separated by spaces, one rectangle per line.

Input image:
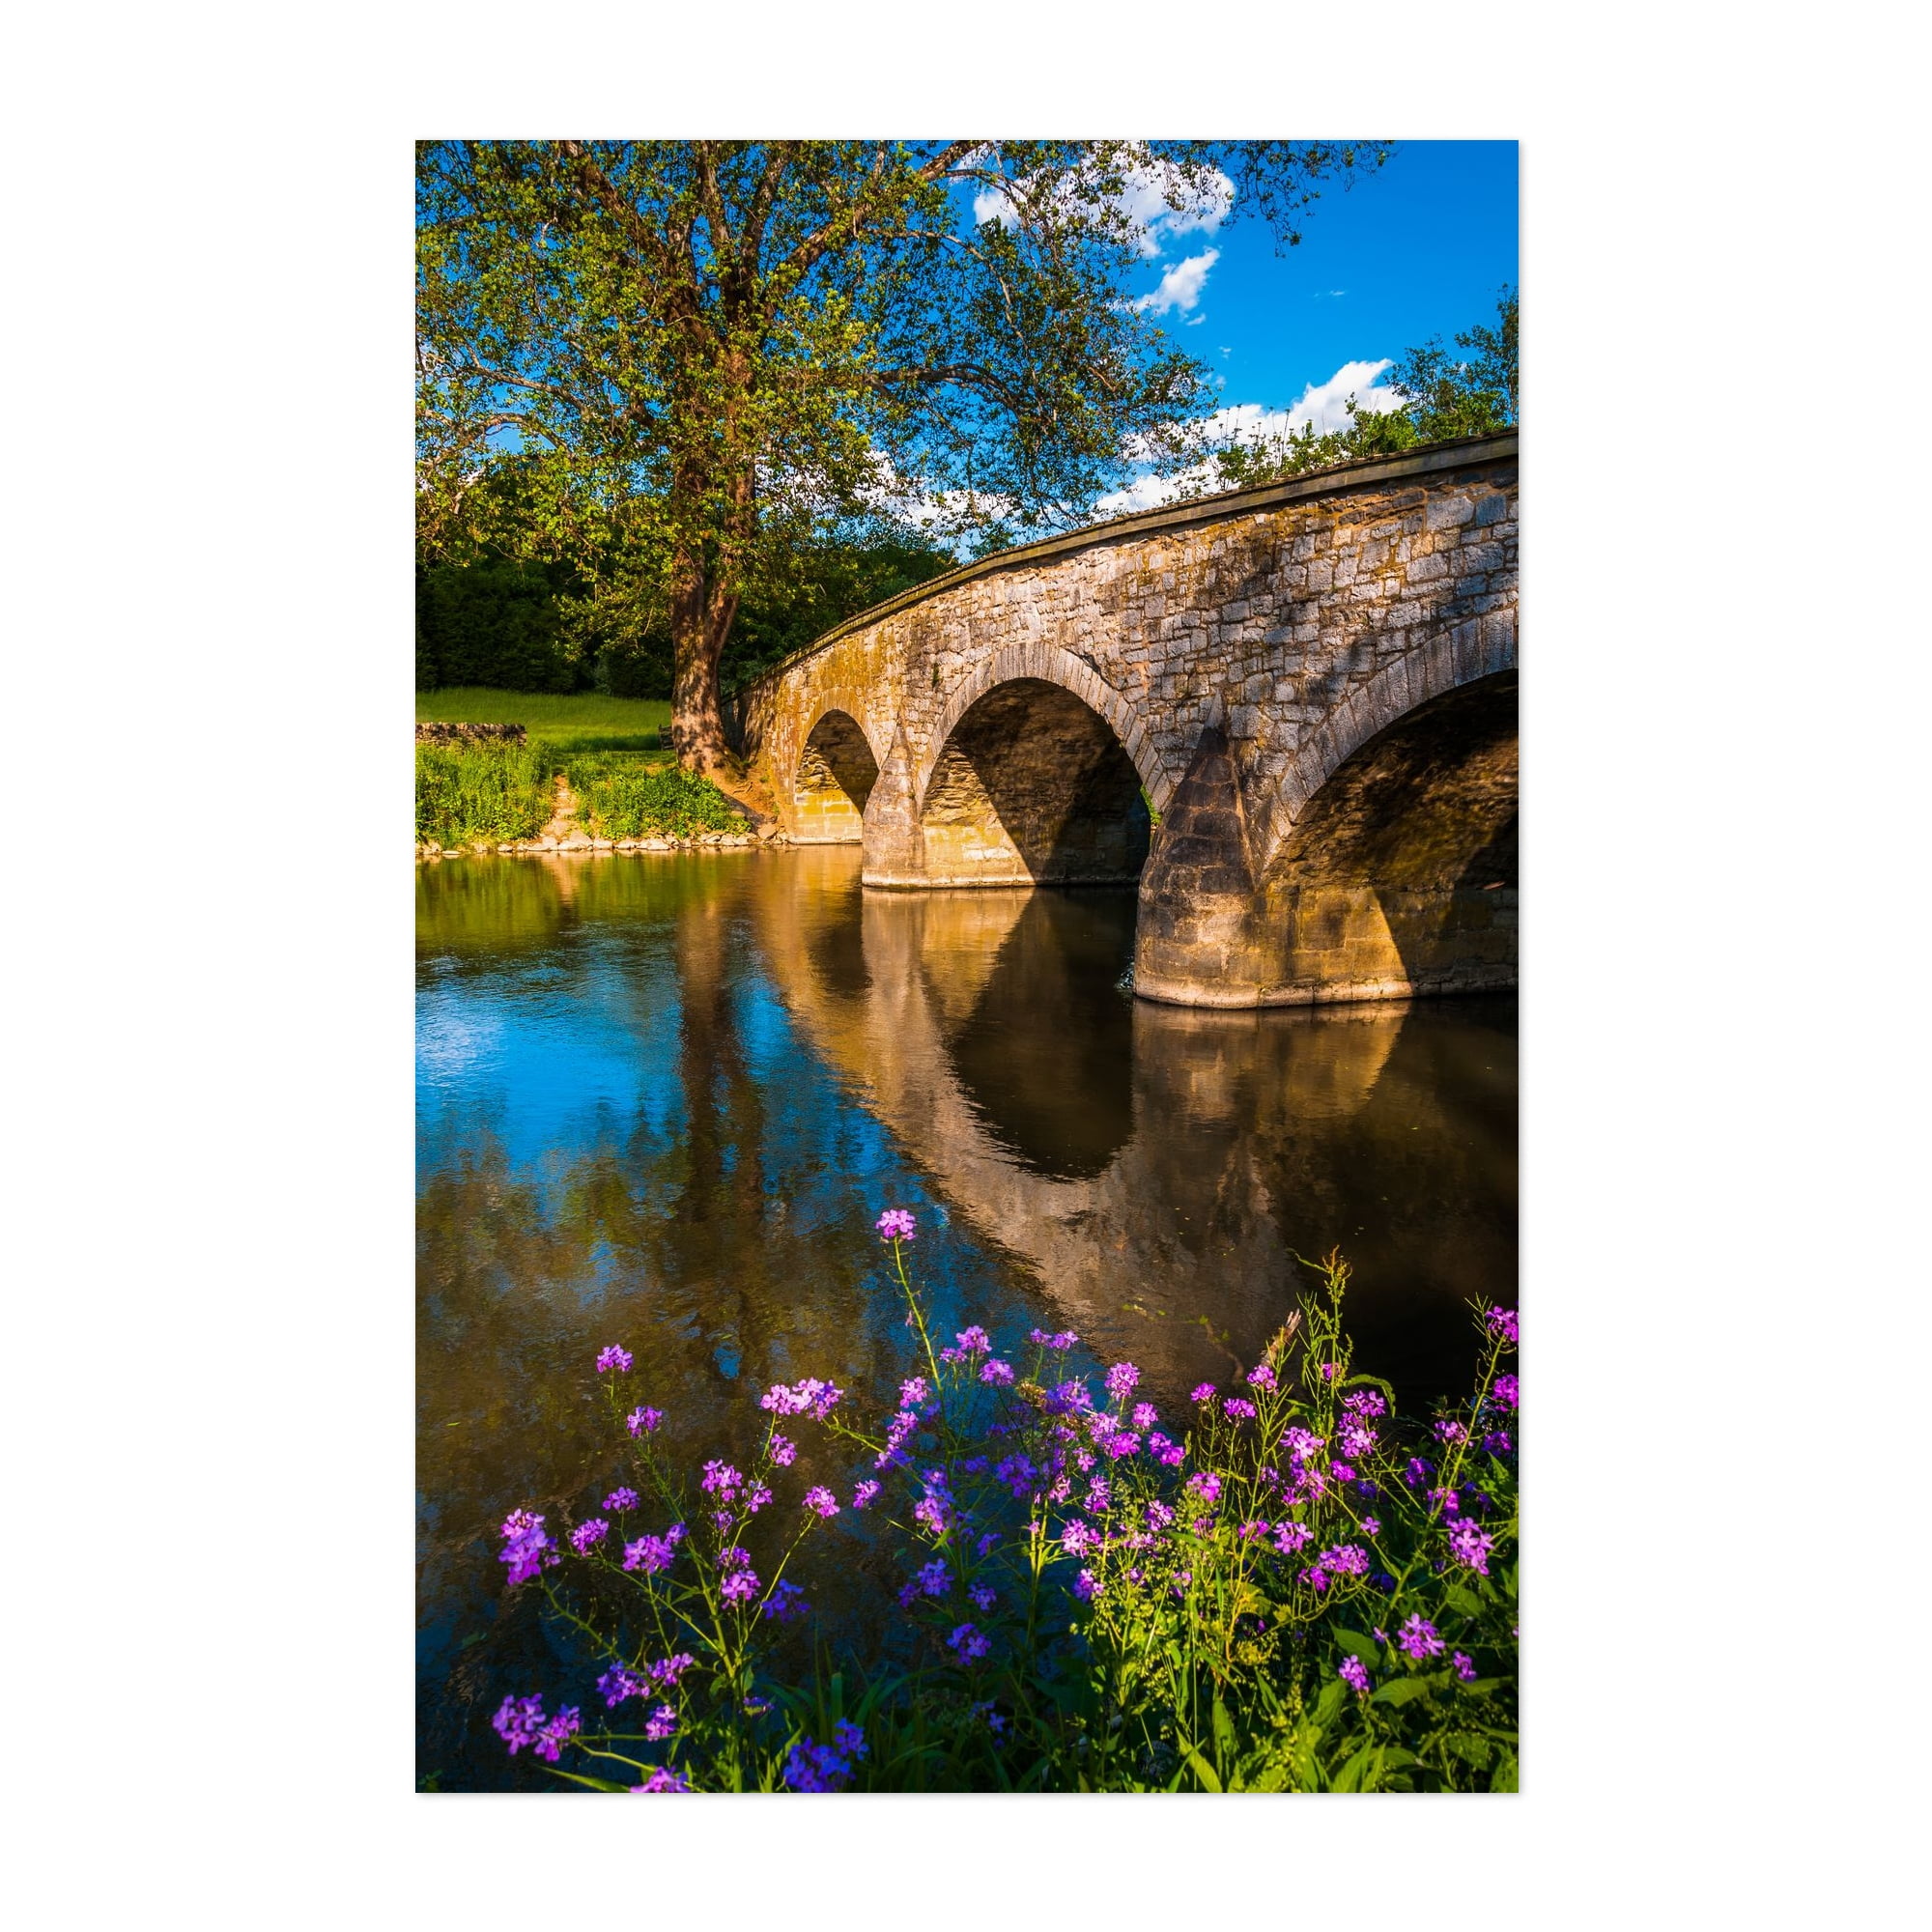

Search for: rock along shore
xmin=416 ymin=825 xmax=789 ymax=861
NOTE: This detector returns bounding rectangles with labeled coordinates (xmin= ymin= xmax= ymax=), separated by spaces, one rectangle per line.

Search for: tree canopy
xmin=416 ymin=140 xmax=1388 ymax=768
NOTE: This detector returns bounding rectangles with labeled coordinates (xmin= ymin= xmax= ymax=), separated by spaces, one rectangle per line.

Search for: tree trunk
xmin=668 ymin=554 xmax=740 ymax=775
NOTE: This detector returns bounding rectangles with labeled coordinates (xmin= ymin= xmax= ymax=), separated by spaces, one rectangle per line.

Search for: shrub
xmin=481 ymin=1226 xmax=1520 ymax=1793
xmin=415 ymin=740 xmax=554 ymax=846
xmin=564 ymin=756 xmax=737 ymax=840
xmin=416 ymin=560 xmax=590 ymax=693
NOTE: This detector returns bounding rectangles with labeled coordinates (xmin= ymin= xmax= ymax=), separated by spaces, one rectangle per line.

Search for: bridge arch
xmin=915 ymin=642 xmax=1169 ymax=815
xmin=789 ymin=704 xmax=886 ymax=844
xmin=916 ymin=670 xmax=1154 ymax=888
xmin=1251 ymin=613 xmax=1516 ymax=874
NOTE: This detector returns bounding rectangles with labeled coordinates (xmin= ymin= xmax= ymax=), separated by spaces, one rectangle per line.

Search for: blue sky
xmin=1089 ymin=140 xmax=1518 ymax=514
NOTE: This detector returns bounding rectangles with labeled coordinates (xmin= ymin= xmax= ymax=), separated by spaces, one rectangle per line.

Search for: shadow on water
xmin=416 ymin=849 xmax=1515 ymax=1786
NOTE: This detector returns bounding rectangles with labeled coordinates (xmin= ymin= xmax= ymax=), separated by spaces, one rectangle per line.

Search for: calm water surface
xmin=416 ymin=847 xmax=1516 ymax=1786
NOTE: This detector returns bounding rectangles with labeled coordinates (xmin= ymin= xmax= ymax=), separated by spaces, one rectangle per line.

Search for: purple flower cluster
xmin=1223 ymin=1397 xmax=1258 ymax=1421
xmin=1486 ymin=1305 xmax=1519 ymax=1347
xmin=783 ymin=1720 xmax=867 ymax=1793
xmin=497 ymin=1510 xmax=555 ymax=1587
xmin=1246 ymin=1362 xmax=1278 ymax=1392
xmin=721 ymin=1567 xmax=761 ymax=1607
xmin=759 ymin=1378 xmax=843 ymax=1420
xmin=603 ymin=1487 xmax=639 ymax=1512
xmin=1190 ymin=1382 xmax=1217 ymax=1404
xmin=643 ymin=1704 xmax=679 ymax=1741
xmin=699 ymin=1460 xmax=744 ymax=1498
xmin=1185 ymin=1470 xmax=1223 ymax=1506
xmin=852 ymin=1479 xmax=881 ymax=1509
xmin=1104 ymin=1361 xmax=1140 ymax=1403
xmin=632 ymin=1766 xmax=690 ymax=1793
xmin=803 ymin=1486 xmax=840 ymax=1519
xmin=493 ymin=1693 xmax=546 ymax=1754
xmin=949 ymin=1622 xmax=991 ymax=1662
xmin=1493 ymin=1373 xmax=1520 ymax=1410
xmin=627 ymin=1406 xmax=663 ymax=1436
xmin=1448 ymin=1517 xmax=1497 ymax=1577
xmin=650 ymin=1653 xmax=696 ymax=1688
xmin=764 ymin=1579 xmax=810 ymax=1624
xmin=596 ymin=1663 xmax=648 ymax=1707
xmin=1398 ymin=1614 xmax=1445 ymax=1661
xmin=621 ymin=1523 xmax=686 ymax=1575
xmin=1338 ymin=1656 xmax=1371 ymax=1695
xmin=875 ymin=1208 xmax=917 ymax=1243
xmin=570 ymin=1519 xmax=609 ymax=1554
xmin=1029 ymin=1328 xmax=1079 ymax=1350
xmin=595 ymin=1345 xmax=633 ymax=1375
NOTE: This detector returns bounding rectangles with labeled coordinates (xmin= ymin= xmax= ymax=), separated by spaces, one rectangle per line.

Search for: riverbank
xmin=417 ymin=826 xmax=785 ymax=859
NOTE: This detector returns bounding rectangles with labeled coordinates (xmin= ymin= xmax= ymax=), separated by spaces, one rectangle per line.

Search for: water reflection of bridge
xmin=740 ymin=848 xmax=1511 ymax=1397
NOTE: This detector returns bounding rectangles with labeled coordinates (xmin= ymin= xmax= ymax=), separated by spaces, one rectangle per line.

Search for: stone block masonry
xmin=734 ymin=434 xmax=1518 ymax=1008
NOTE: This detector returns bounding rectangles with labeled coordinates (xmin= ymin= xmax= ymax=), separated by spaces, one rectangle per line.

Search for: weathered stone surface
xmin=733 ymin=436 xmax=1518 ymax=1005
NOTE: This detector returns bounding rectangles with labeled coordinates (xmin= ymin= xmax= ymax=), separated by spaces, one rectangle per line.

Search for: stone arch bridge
xmin=733 ymin=433 xmax=1517 ymax=1008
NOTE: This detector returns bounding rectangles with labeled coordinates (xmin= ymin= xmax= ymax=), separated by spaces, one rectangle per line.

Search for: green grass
xmin=415 ymin=740 xmax=554 ymax=846
xmin=561 ymin=753 xmax=740 ymax=840
xmin=416 ymin=687 xmax=674 ymax=759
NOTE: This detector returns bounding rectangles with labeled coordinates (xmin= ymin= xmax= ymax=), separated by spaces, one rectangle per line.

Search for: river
xmin=416 ymin=846 xmax=1517 ymax=1786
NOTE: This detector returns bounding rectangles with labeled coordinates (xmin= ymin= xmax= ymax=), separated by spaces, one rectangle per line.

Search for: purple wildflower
xmin=497 ymin=1510 xmax=554 ymax=1587
xmin=1339 ymin=1656 xmax=1371 ymax=1696
xmin=1271 ymin=1520 xmax=1313 ymax=1555
xmin=1246 ymin=1363 xmax=1278 ymax=1392
xmin=769 ymin=1434 xmax=797 ymax=1467
xmin=759 ymin=1378 xmax=842 ymax=1419
xmin=1072 ymin=1569 xmax=1101 ymax=1603
xmin=648 ymin=1653 xmax=696 ymax=1688
xmin=622 ymin=1531 xmax=681 ymax=1575
xmin=1454 ymin=1652 xmax=1478 ymax=1682
xmin=1405 ymin=1457 xmax=1435 ymax=1489
xmin=969 ymin=1580 xmax=996 ymax=1611
xmin=1484 ymin=1430 xmax=1514 ymax=1456
xmin=493 ymin=1694 xmax=546 ymax=1754
xmin=948 ymin=1622 xmax=991 ymax=1662
xmin=632 ymin=1766 xmax=690 ymax=1792
xmin=596 ymin=1663 xmax=647 ymax=1707
xmin=875 ymin=1208 xmax=917 ymax=1243
xmin=1131 ymin=1403 xmax=1160 ymax=1432
xmin=627 ymin=1406 xmax=663 ymax=1436
xmin=603 ymin=1487 xmax=639 ymax=1512
xmin=570 ymin=1519 xmax=609 ymax=1554
xmin=595 ymin=1346 xmax=633 ymax=1375
xmin=643 ymin=1704 xmax=678 ymax=1741
xmin=1398 ymin=1614 xmax=1445 ymax=1660
xmin=745 ymin=1482 xmax=773 ymax=1514
xmin=1104 ymin=1362 xmax=1141 ymax=1404
xmin=1190 ymin=1382 xmax=1217 ymax=1404
xmin=1362 ymin=1516 xmax=1381 ymax=1536
xmin=1185 ymin=1470 xmax=1223 ymax=1506
xmin=699 ymin=1460 xmax=743 ymax=1497
xmin=1342 ymin=1388 xmax=1388 ymax=1419
xmin=721 ymin=1568 xmax=760 ymax=1607
xmin=1223 ymin=1396 xmax=1258 ymax=1421
xmin=1028 ymin=1328 xmax=1079 ymax=1350
xmin=764 ymin=1578 xmax=810 ymax=1623
xmin=898 ymin=1377 xmax=929 ymax=1407
xmin=1448 ymin=1517 xmax=1497 ymax=1577
xmin=980 ymin=1357 xmax=1015 ymax=1386
xmin=803 ymin=1486 xmax=839 ymax=1519
xmin=1320 ymin=1543 xmax=1371 ymax=1577
xmin=534 ymin=1706 xmax=581 ymax=1763
xmin=1493 ymin=1374 xmax=1520 ymax=1410
xmin=1486 ymin=1305 xmax=1519 ymax=1347
xmin=852 ymin=1479 xmax=881 ymax=1509
xmin=913 ymin=1495 xmax=948 ymax=1536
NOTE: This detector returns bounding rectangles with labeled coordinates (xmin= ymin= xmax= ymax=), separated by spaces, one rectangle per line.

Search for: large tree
xmin=416 ymin=140 xmax=1386 ymax=772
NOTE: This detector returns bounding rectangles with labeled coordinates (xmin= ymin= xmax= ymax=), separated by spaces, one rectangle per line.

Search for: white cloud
xmin=1090 ymin=357 xmax=1404 ymax=520
xmin=1131 ymin=248 xmax=1219 ymax=316
xmin=1185 ymin=314 xmax=1206 ymax=327
xmin=970 ymin=155 xmax=1235 ymax=260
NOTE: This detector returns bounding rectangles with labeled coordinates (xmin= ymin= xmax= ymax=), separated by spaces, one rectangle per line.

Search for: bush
xmin=416 ymin=560 xmax=590 ymax=694
xmin=563 ymin=756 xmax=737 ymax=840
xmin=481 ymin=1228 xmax=1520 ymax=1793
xmin=415 ymin=740 xmax=554 ymax=846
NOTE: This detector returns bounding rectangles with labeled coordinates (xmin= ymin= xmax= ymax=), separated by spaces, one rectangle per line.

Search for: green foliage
xmin=416 ymin=557 xmax=592 ymax=693
xmin=415 ymin=740 xmax=554 ymax=846
xmin=1208 ymin=285 xmax=1518 ymax=492
xmin=562 ymin=755 xmax=737 ymax=840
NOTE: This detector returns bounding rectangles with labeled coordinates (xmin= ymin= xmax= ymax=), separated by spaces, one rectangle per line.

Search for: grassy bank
xmin=415 ymin=696 xmax=745 ymax=847
xmin=416 ymin=688 xmax=674 ymax=760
